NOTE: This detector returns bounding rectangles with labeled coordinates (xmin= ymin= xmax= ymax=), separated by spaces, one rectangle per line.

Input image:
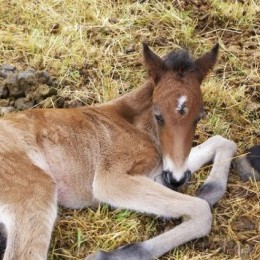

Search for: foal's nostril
xmin=162 ymin=170 xmax=175 ymax=188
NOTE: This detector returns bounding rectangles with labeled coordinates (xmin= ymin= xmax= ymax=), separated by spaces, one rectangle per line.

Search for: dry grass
xmin=0 ymin=0 xmax=259 ymax=259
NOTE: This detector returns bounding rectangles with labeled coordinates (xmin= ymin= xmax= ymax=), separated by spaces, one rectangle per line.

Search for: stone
xmin=4 ymin=73 xmax=24 ymax=98
xmin=2 ymin=64 xmax=16 ymax=71
xmin=14 ymin=97 xmax=35 ymax=110
xmin=0 ymin=106 xmax=14 ymax=116
xmin=63 ymin=99 xmax=83 ymax=108
xmin=17 ymin=69 xmax=36 ymax=90
xmin=0 ymin=99 xmax=10 ymax=107
xmin=26 ymin=85 xmax=57 ymax=102
xmin=0 ymin=70 xmax=7 ymax=78
xmin=0 ymin=86 xmax=9 ymax=99
xmin=0 ymin=65 xmax=17 ymax=78
xmin=36 ymin=70 xmax=52 ymax=85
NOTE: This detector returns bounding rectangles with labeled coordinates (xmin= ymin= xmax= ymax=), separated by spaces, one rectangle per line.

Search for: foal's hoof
xmin=86 ymin=243 xmax=153 ymax=260
xmin=197 ymin=181 xmax=225 ymax=207
xmin=233 ymin=145 xmax=260 ymax=182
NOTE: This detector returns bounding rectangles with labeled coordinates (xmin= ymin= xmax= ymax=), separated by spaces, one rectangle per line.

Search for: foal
xmin=0 ymin=44 xmax=236 ymax=260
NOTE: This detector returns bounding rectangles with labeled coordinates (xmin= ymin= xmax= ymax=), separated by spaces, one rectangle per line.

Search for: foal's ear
xmin=195 ymin=44 xmax=219 ymax=82
xmin=142 ymin=43 xmax=166 ymax=84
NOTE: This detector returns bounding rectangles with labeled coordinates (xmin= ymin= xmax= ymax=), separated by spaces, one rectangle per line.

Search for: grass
xmin=0 ymin=0 xmax=259 ymax=259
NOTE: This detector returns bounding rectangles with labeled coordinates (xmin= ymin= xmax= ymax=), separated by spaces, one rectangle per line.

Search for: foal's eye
xmin=153 ymin=106 xmax=164 ymax=125
xmin=154 ymin=114 xmax=164 ymax=124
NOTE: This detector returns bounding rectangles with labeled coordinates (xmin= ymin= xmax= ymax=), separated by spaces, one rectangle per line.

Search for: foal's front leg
xmin=188 ymin=135 xmax=237 ymax=207
xmin=87 ymin=163 xmax=212 ymax=260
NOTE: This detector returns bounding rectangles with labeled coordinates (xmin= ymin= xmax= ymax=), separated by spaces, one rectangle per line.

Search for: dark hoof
xmin=0 ymin=225 xmax=7 ymax=260
xmin=233 ymin=149 xmax=260 ymax=182
xmin=86 ymin=243 xmax=153 ymax=260
xmin=197 ymin=181 xmax=225 ymax=207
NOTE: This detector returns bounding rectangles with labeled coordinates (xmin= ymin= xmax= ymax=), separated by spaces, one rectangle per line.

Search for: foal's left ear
xmin=142 ymin=43 xmax=166 ymax=84
xmin=195 ymin=44 xmax=219 ymax=82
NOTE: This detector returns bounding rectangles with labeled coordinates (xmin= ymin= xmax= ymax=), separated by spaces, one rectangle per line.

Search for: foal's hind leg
xmin=88 ymin=167 xmax=212 ymax=260
xmin=0 ymin=154 xmax=57 ymax=260
xmin=188 ymin=135 xmax=237 ymax=206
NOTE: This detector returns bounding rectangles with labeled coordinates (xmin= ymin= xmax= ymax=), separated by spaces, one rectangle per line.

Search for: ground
xmin=0 ymin=0 xmax=259 ymax=259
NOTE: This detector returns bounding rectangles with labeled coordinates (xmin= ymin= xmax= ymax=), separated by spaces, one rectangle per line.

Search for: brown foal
xmin=0 ymin=43 xmax=237 ymax=260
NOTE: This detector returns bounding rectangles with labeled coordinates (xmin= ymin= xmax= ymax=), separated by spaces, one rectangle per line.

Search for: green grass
xmin=0 ymin=0 xmax=259 ymax=259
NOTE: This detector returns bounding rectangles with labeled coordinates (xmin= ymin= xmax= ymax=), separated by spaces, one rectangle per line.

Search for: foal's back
xmin=0 ymin=106 xmax=159 ymax=208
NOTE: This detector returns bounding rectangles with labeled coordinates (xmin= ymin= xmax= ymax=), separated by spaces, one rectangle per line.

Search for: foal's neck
xmin=103 ymin=79 xmax=157 ymax=135
xmin=119 ymin=79 xmax=154 ymax=113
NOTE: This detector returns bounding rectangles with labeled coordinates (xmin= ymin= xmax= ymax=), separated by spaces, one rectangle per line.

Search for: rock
xmin=14 ymin=97 xmax=35 ymax=110
xmin=0 ymin=99 xmax=10 ymax=107
xmin=17 ymin=69 xmax=36 ymax=90
xmin=4 ymin=73 xmax=18 ymax=88
xmin=26 ymin=85 xmax=57 ymax=102
xmin=4 ymin=73 xmax=24 ymax=98
xmin=32 ymin=85 xmax=49 ymax=99
xmin=36 ymin=70 xmax=52 ymax=85
xmin=0 ymin=70 xmax=7 ymax=78
xmin=37 ymin=85 xmax=57 ymax=98
xmin=0 ymin=64 xmax=16 ymax=78
xmin=0 ymin=65 xmax=58 ymax=111
xmin=63 ymin=99 xmax=83 ymax=108
xmin=41 ymin=96 xmax=59 ymax=108
xmin=3 ymin=68 xmax=38 ymax=99
xmin=0 ymin=106 xmax=14 ymax=116
xmin=0 ymin=86 xmax=9 ymax=99
xmin=2 ymin=64 xmax=16 ymax=71
xmin=55 ymin=97 xmax=65 ymax=108
xmin=0 ymin=71 xmax=7 ymax=78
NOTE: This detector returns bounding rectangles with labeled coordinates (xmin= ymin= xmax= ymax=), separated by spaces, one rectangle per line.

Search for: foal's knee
xmin=213 ymin=135 xmax=237 ymax=154
xmin=189 ymin=198 xmax=212 ymax=237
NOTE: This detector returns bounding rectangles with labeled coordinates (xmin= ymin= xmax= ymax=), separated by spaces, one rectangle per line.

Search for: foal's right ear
xmin=195 ymin=44 xmax=219 ymax=82
xmin=142 ymin=43 xmax=166 ymax=84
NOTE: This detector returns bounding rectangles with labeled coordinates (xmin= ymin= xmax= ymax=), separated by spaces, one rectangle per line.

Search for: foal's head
xmin=143 ymin=43 xmax=219 ymax=190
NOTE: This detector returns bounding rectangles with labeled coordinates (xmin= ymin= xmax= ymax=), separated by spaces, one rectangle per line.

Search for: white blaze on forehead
xmin=176 ymin=95 xmax=188 ymax=113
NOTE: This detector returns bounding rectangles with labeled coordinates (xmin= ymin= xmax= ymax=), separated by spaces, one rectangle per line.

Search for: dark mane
xmin=163 ymin=50 xmax=195 ymax=75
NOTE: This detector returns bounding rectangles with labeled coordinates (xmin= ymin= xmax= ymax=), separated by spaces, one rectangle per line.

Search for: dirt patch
xmin=0 ymin=65 xmax=91 ymax=115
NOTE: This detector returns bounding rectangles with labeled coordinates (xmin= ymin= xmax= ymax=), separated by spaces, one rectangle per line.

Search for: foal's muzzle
xmin=162 ymin=170 xmax=191 ymax=191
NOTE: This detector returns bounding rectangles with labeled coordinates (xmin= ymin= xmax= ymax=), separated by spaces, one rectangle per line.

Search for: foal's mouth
xmin=161 ymin=170 xmax=191 ymax=191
